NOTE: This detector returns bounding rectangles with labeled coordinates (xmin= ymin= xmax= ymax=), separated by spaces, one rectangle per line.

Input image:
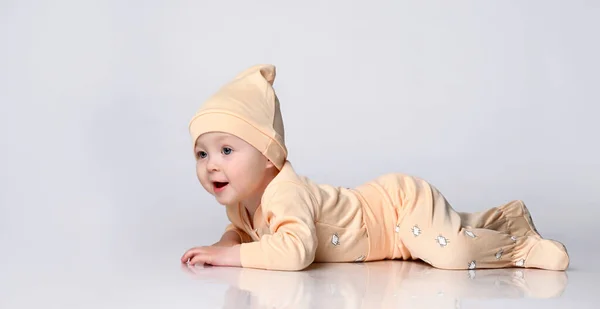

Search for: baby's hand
xmin=180 ymin=245 xmax=242 ymax=267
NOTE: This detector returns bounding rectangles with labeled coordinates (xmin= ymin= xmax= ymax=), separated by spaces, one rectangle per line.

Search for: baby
xmin=180 ymin=64 xmax=569 ymax=271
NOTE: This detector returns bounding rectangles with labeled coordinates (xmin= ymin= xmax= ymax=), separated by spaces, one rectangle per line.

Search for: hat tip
xmin=259 ymin=65 xmax=276 ymax=85
xmin=233 ymin=64 xmax=277 ymax=85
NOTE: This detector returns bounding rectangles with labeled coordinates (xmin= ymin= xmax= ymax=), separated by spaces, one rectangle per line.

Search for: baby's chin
xmin=213 ymin=192 xmax=241 ymax=207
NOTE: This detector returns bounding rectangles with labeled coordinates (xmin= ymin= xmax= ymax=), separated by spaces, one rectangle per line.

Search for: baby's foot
xmin=523 ymin=239 xmax=569 ymax=271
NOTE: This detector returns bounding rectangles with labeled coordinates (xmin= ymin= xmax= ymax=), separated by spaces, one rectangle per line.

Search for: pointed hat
xmin=188 ymin=64 xmax=287 ymax=170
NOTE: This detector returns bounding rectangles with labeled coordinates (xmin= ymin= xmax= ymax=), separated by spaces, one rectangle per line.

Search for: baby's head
xmin=188 ymin=64 xmax=287 ymax=206
xmin=193 ymin=132 xmax=278 ymax=206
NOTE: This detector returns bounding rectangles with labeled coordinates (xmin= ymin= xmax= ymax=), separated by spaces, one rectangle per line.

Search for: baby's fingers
xmin=189 ymin=252 xmax=212 ymax=266
xmin=181 ymin=247 xmax=205 ymax=263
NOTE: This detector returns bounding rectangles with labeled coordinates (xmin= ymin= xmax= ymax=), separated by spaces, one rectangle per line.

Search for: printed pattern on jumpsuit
xmin=358 ymin=173 xmax=570 ymax=271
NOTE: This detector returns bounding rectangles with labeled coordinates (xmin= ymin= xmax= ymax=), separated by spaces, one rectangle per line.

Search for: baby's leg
xmin=396 ymin=178 xmax=569 ymax=271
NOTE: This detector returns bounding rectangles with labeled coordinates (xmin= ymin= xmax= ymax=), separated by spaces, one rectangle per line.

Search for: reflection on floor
xmin=182 ymin=260 xmax=569 ymax=308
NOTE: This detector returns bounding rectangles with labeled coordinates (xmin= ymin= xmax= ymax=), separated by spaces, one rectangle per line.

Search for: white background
xmin=1 ymin=1 xmax=598 ymax=308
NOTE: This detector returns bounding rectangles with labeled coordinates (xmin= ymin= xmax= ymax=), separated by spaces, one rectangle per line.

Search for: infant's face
xmin=194 ymin=132 xmax=273 ymax=206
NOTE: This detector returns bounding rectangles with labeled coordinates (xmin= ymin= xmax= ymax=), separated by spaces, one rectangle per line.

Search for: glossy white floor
xmin=1 ymin=232 xmax=596 ymax=309
xmin=2 ymin=1 xmax=599 ymax=308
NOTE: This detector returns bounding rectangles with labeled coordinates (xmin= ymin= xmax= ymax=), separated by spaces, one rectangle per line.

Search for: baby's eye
xmin=197 ymin=151 xmax=207 ymax=158
xmin=222 ymin=147 xmax=232 ymax=155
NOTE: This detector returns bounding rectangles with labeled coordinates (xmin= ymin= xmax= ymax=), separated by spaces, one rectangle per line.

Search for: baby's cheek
xmin=197 ymin=176 xmax=211 ymax=190
xmin=232 ymin=181 xmax=248 ymax=196
xmin=234 ymin=180 xmax=256 ymax=199
xmin=195 ymin=166 xmax=204 ymax=179
xmin=199 ymin=181 xmax=211 ymax=193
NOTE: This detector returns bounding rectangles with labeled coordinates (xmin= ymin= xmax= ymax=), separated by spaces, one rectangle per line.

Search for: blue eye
xmin=197 ymin=151 xmax=207 ymax=158
xmin=222 ymin=147 xmax=232 ymax=155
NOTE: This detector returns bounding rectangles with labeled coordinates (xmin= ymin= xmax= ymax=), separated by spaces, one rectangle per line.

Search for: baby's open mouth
xmin=213 ymin=182 xmax=229 ymax=189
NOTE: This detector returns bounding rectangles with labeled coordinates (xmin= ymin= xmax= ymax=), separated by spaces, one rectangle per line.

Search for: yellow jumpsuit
xmin=225 ymin=161 xmax=570 ymax=272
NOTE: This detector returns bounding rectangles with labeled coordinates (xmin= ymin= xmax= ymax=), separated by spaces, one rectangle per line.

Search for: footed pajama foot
xmin=523 ymin=239 xmax=570 ymax=271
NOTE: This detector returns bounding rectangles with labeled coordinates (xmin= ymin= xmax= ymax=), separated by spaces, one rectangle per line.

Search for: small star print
xmin=436 ymin=235 xmax=449 ymax=247
xmin=411 ymin=225 xmax=422 ymax=237
xmin=495 ymin=249 xmax=504 ymax=260
xmin=331 ymin=233 xmax=340 ymax=246
xmin=515 ymin=259 xmax=525 ymax=267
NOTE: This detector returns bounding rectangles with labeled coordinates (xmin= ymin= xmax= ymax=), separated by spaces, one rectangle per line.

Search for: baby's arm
xmin=181 ymin=223 xmax=248 ymax=267
xmin=214 ymin=224 xmax=253 ymax=246
xmin=239 ymin=182 xmax=318 ymax=271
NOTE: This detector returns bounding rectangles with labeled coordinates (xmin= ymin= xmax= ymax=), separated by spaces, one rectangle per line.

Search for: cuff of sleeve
xmin=239 ymin=240 xmax=314 ymax=271
xmin=240 ymin=241 xmax=267 ymax=269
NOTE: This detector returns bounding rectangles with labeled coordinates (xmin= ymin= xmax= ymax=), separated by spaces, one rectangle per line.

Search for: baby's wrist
xmin=227 ymin=244 xmax=242 ymax=267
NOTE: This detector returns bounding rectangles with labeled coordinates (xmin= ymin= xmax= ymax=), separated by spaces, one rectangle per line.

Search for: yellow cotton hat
xmin=188 ymin=64 xmax=287 ymax=170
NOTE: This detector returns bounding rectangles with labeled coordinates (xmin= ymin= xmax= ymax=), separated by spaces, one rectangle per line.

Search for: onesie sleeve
xmin=224 ymin=223 xmax=253 ymax=243
xmin=239 ymin=182 xmax=318 ymax=271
